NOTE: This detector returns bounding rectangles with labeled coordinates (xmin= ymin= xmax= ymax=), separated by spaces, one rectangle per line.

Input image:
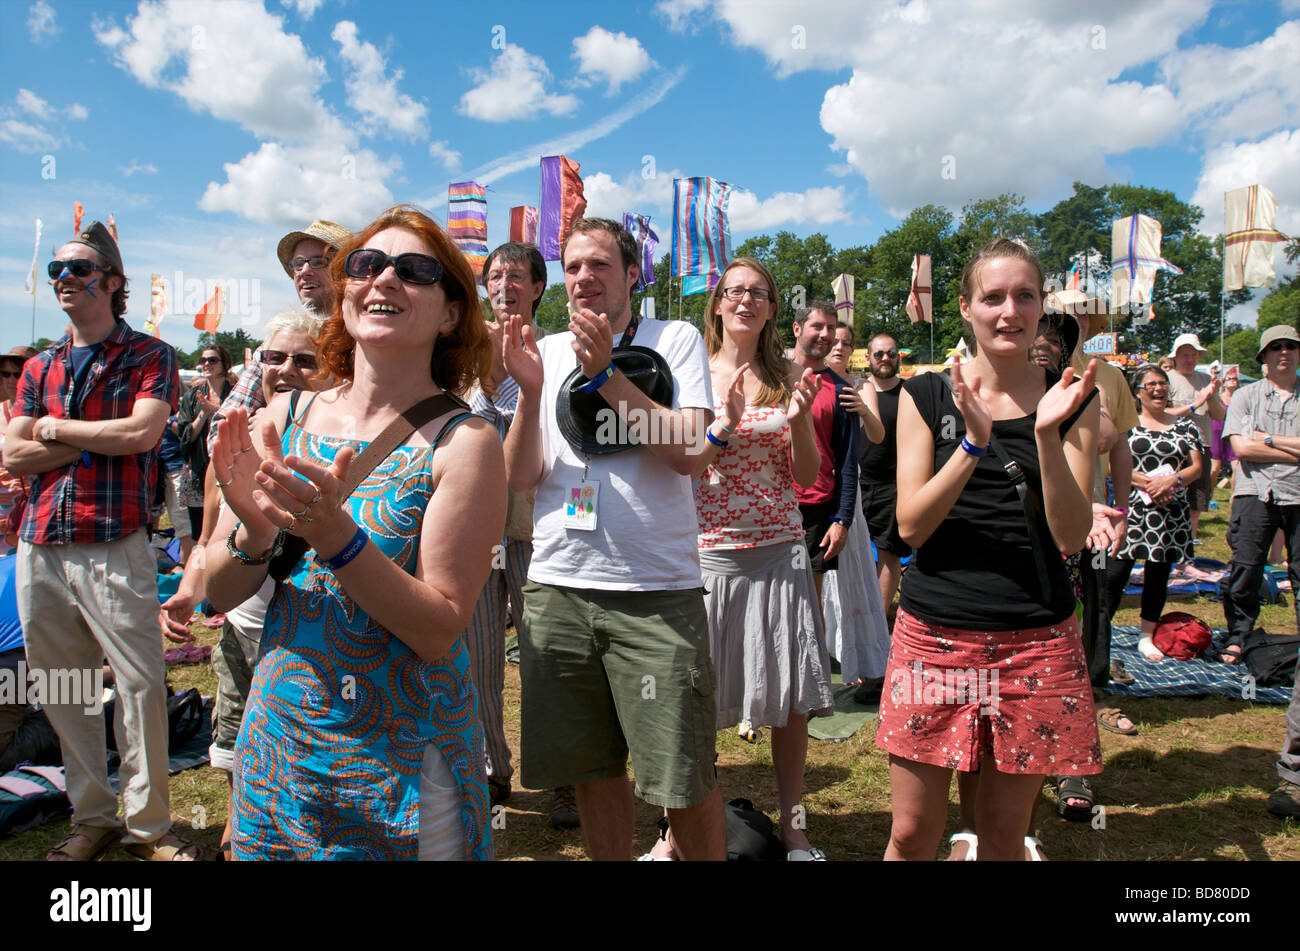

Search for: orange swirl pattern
xmin=231 ymin=420 xmax=490 ymax=860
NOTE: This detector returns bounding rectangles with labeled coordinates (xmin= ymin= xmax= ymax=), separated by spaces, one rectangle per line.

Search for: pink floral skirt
xmin=875 ymin=609 xmax=1102 ymax=776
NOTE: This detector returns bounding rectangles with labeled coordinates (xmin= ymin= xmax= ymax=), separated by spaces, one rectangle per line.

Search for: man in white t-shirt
xmin=502 ymin=218 xmax=725 ymax=860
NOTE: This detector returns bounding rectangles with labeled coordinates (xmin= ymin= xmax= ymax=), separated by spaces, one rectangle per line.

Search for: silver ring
xmin=215 ymin=476 xmax=233 ymax=488
xmin=307 ymin=490 xmax=322 ymax=506
xmin=291 ymin=506 xmax=311 ymax=519
xmin=233 ymin=447 xmax=253 ymax=455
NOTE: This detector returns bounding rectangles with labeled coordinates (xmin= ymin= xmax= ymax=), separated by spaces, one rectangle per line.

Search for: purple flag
xmin=622 ymin=212 xmax=658 ymax=290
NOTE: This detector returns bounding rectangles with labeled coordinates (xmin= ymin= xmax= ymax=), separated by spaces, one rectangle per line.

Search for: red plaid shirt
xmin=17 ymin=320 xmax=180 ymax=545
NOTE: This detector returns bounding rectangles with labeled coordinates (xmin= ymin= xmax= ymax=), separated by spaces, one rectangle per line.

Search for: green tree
xmin=1257 ymin=283 xmax=1300 ymax=331
xmin=194 ymin=329 xmax=261 ymax=368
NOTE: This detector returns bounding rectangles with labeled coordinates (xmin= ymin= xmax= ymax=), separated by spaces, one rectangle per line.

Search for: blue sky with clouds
xmin=1 ymin=0 xmax=1296 ymax=352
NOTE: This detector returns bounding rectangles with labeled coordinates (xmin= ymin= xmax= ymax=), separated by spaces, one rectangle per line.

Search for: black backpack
xmin=1242 ymin=629 xmax=1299 ymax=688
xmin=724 ymin=798 xmax=786 ymax=862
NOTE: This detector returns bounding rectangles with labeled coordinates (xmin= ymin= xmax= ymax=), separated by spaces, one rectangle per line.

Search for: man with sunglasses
xmin=1221 ymin=325 xmax=1300 ymax=820
xmin=5 ymin=221 xmax=193 ymax=860
xmin=859 ymin=333 xmax=908 ymax=614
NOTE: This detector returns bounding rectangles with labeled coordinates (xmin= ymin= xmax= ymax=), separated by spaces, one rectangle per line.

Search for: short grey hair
xmin=261 ymin=308 xmax=324 ymax=347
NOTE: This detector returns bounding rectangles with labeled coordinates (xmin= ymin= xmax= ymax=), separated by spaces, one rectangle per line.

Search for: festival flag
xmin=1066 ymin=261 xmax=1081 ymax=291
xmin=447 ymin=181 xmax=488 ymax=276
xmin=832 ymin=273 xmax=855 ymax=325
xmin=671 ymin=177 xmax=733 ymax=280
xmin=509 ymin=205 xmax=538 ymax=244
xmin=108 ymin=214 xmax=118 ymax=243
xmin=73 ymin=201 xmax=83 ymax=234
xmin=905 ymin=254 xmax=932 ymax=324
xmin=23 ymin=218 xmax=42 ymax=295
xmin=1224 ymin=185 xmax=1288 ymax=291
xmin=537 ymin=155 xmax=586 ymax=261
xmin=640 ymin=297 xmax=656 ymax=321
xmin=622 ymin=213 xmax=659 ymax=289
xmin=144 ymin=274 xmax=166 ymax=337
xmin=1109 ymin=214 xmax=1183 ymax=313
xmin=681 ymin=273 xmax=720 ymax=296
xmin=192 ymin=284 xmax=226 ymax=334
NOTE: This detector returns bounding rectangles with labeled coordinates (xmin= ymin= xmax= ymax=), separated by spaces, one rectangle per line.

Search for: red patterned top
xmin=696 ymin=400 xmax=804 ymax=550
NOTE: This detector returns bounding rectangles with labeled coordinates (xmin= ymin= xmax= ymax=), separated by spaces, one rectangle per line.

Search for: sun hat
xmin=1167 ymin=333 xmax=1207 ymax=358
xmin=556 ymin=347 xmax=675 ymax=456
xmin=276 ymin=220 xmax=352 ymax=278
xmin=1256 ymin=325 xmax=1300 ymax=361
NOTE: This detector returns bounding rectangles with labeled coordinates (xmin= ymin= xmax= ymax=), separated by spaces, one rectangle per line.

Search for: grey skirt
xmin=699 ymin=542 xmax=835 ymax=730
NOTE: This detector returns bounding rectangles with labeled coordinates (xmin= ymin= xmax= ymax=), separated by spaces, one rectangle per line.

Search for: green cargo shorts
xmin=518 ymin=582 xmax=718 ymax=809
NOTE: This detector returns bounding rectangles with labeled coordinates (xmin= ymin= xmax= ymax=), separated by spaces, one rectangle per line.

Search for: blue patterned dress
xmin=231 ymin=414 xmax=490 ymax=860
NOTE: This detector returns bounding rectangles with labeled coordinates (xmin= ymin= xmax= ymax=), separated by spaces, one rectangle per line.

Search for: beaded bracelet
xmin=318 ymin=526 xmax=369 ymax=572
xmin=960 ymin=436 xmax=988 ymax=458
xmin=227 ymin=527 xmax=284 ymax=566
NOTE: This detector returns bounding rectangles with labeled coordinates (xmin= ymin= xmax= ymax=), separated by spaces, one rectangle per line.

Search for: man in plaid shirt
xmin=5 ymin=221 xmax=191 ymax=861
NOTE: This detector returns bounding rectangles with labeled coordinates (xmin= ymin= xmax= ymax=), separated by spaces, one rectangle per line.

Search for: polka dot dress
xmin=1120 ymin=417 xmax=1203 ymax=563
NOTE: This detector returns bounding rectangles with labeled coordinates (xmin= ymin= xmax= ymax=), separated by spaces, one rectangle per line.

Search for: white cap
xmin=1168 ymin=332 xmax=1207 ymax=358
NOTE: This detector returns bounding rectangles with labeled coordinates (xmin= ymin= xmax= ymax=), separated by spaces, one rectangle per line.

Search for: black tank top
xmin=898 ymin=369 xmax=1095 ymax=630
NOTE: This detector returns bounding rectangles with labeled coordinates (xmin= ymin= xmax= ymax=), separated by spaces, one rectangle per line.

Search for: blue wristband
xmin=318 ymin=526 xmax=368 ymax=571
xmin=706 ymin=429 xmax=728 ymax=448
xmin=580 ymin=364 xmax=615 ymax=394
xmin=960 ymin=436 xmax=988 ymax=457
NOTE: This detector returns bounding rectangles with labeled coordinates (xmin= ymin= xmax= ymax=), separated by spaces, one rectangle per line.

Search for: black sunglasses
xmin=0 ymin=370 xmax=22 ymax=380
xmin=261 ymin=350 xmax=318 ymax=370
xmin=48 ymin=259 xmax=109 ymax=280
xmin=344 ymin=248 xmax=443 ymax=285
xmin=1266 ymin=341 xmax=1299 ymax=353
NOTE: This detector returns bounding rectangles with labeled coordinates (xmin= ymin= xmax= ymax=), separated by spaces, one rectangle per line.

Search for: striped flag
xmin=682 ymin=273 xmax=720 ymax=296
xmin=538 ymin=155 xmax=586 ymax=261
xmin=622 ymin=213 xmax=658 ymax=289
xmin=1109 ymin=214 xmax=1182 ymax=312
xmin=193 ymin=284 xmax=225 ymax=334
xmin=23 ymin=218 xmax=42 ymax=295
xmin=671 ymin=177 xmax=733 ymax=280
xmin=73 ymin=201 xmax=83 ymax=235
xmin=448 ymin=181 xmax=488 ymax=276
xmin=509 ymin=205 xmax=538 ymax=244
xmin=832 ymin=273 xmax=855 ymax=324
xmin=1224 ymin=185 xmax=1288 ymax=291
xmin=905 ymin=254 xmax=932 ymax=324
xmin=145 ymin=274 xmax=166 ymax=337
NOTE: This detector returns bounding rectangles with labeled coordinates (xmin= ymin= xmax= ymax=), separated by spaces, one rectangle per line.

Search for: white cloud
xmin=0 ymin=118 xmax=60 ymax=153
xmin=428 ymin=140 xmax=462 ymax=171
xmin=1160 ymin=21 xmax=1300 ymax=143
xmin=198 ymin=141 xmax=396 ymax=227
xmin=331 ymin=20 xmax=428 ymax=139
xmin=94 ymin=0 xmax=337 ymax=144
xmin=120 ymin=161 xmax=159 ymax=176
xmin=15 ymin=89 xmax=49 ymax=117
xmin=572 ymin=27 xmax=654 ymax=94
xmin=459 ymin=43 xmax=580 ymax=122
xmin=65 ymin=103 xmax=88 ymax=121
xmin=581 ymin=169 xmax=677 ymax=219
xmin=1190 ymin=130 xmax=1300 ymax=238
xmin=657 ymin=0 xmax=710 ymax=32
xmin=27 ymin=0 xmax=58 ymax=44
xmin=463 ymin=65 xmax=686 ymax=185
xmin=281 ymin=0 xmax=323 ymax=18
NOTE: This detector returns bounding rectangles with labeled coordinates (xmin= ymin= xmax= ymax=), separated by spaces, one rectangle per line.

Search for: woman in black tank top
xmin=876 ymin=239 xmax=1102 ymax=861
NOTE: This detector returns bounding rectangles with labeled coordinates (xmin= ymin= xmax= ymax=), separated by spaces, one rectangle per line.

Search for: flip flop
xmin=47 ymin=824 xmax=117 ymax=861
xmin=1097 ymin=707 xmax=1137 ymax=735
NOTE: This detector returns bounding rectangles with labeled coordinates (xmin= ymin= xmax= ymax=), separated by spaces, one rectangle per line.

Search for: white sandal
xmin=948 ymin=832 xmax=978 ymax=861
xmin=1024 ymin=836 xmax=1047 ymax=861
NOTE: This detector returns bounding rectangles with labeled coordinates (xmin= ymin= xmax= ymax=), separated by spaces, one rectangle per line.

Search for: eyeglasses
xmin=261 ymin=350 xmax=318 ymax=371
xmin=344 ymin=248 xmax=443 ymax=285
xmin=1138 ymin=382 xmax=1169 ymax=392
xmin=719 ymin=286 xmax=773 ymax=302
xmin=47 ymin=259 xmax=109 ymax=280
xmin=872 ymin=349 xmax=899 ymax=359
xmin=197 ymin=356 xmax=223 ymax=366
xmin=289 ymin=255 xmax=327 ymax=272
xmin=1266 ymin=341 xmax=1299 ymax=353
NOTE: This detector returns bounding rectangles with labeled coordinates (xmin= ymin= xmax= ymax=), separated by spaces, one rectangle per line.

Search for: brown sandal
xmin=47 ymin=824 xmax=117 ymax=861
xmin=1097 ymin=707 xmax=1138 ymax=735
xmin=124 ymin=833 xmax=202 ymax=862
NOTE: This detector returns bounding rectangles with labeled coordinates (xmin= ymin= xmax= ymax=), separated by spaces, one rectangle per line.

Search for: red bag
xmin=1153 ymin=612 xmax=1213 ymax=660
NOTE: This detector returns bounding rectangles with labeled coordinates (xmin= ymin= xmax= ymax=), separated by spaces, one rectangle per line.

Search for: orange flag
xmin=108 ymin=214 xmax=118 ymax=242
xmin=193 ymin=285 xmax=226 ymax=333
xmin=73 ymin=201 xmax=84 ymax=234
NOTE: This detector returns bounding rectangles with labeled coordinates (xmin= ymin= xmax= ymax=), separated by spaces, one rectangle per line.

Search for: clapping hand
xmin=950 ymin=356 xmax=992 ymax=447
xmin=1035 ymin=358 xmax=1099 ymax=437
xmin=503 ymin=315 xmax=544 ymax=398
xmin=788 ymin=368 xmax=821 ymax=425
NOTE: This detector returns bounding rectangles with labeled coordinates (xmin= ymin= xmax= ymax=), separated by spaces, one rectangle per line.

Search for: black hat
xmin=1037 ymin=311 xmax=1080 ymax=367
xmin=557 ymin=346 xmax=675 ymax=456
xmin=68 ymin=220 xmax=124 ymax=275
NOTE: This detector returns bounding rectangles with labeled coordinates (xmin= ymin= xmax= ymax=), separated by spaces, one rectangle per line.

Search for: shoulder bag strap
xmin=339 ymin=393 xmax=469 ymax=496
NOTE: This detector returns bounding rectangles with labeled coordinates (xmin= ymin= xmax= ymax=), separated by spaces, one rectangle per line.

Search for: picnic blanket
xmin=1104 ymin=625 xmax=1294 ymax=703
xmin=1122 ymin=557 xmax=1289 ymax=601
xmin=808 ymin=676 xmax=879 ymax=742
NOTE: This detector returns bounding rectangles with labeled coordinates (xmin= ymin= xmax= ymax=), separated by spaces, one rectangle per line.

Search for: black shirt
xmin=897 ymin=369 xmax=1094 ymax=630
xmin=859 ymin=382 xmax=902 ymax=487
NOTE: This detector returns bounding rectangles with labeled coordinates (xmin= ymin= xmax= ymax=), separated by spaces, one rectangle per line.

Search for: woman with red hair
xmin=205 ymin=206 xmax=505 ymax=860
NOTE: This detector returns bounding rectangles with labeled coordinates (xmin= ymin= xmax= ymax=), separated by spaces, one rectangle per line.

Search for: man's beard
xmin=869 ymin=362 xmax=897 ymax=380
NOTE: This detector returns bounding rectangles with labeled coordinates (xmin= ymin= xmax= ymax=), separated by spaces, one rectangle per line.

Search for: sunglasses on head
xmin=261 ymin=350 xmax=318 ymax=371
xmin=344 ymin=248 xmax=443 ymax=285
xmin=47 ymin=259 xmax=109 ymax=280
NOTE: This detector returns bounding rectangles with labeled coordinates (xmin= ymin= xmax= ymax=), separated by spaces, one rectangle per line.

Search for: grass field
xmin=3 ymin=481 xmax=1297 ymax=861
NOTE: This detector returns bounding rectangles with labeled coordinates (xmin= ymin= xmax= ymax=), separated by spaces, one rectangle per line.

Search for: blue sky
xmin=1 ymin=0 xmax=1296 ymax=352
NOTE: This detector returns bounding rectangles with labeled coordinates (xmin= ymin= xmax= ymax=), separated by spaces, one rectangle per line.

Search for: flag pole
xmin=1220 ymin=193 xmax=1226 ymax=367
xmin=31 ymin=294 xmax=36 ymax=347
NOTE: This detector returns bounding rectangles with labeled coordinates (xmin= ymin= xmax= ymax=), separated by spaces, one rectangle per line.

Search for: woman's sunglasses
xmin=261 ymin=350 xmax=318 ymax=371
xmin=344 ymin=248 xmax=443 ymax=285
xmin=47 ymin=259 xmax=109 ymax=280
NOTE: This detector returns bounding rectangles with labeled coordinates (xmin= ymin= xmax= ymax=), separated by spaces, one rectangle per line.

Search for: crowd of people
xmin=0 ymin=208 xmax=1296 ymax=863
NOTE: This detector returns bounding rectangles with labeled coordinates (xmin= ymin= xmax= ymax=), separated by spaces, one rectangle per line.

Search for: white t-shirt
xmin=528 ymin=318 xmax=713 ymax=591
